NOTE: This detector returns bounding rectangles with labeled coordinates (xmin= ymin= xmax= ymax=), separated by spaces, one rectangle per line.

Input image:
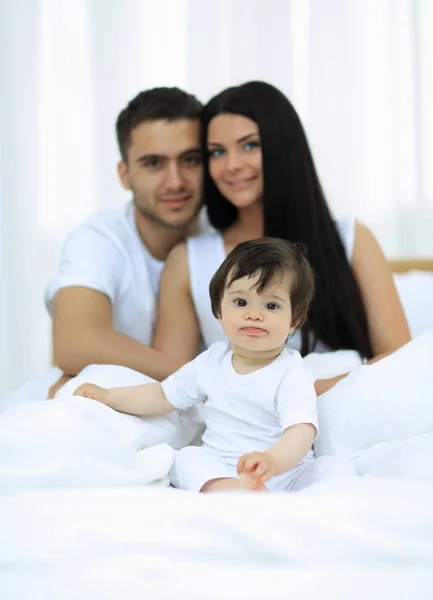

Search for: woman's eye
xmin=234 ymin=298 xmax=247 ymax=307
xmin=208 ymin=148 xmax=224 ymax=158
xmin=244 ymin=141 xmax=260 ymax=151
xmin=265 ymin=302 xmax=279 ymax=310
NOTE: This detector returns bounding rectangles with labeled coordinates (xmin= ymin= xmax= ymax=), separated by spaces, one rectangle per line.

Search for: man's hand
xmin=47 ymin=373 xmax=73 ymax=399
xmin=237 ymin=451 xmax=277 ymax=490
xmin=73 ymin=383 xmax=108 ymax=404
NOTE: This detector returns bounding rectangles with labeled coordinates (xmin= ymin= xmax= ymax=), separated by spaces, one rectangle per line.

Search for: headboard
xmin=389 ymin=259 xmax=433 ymax=273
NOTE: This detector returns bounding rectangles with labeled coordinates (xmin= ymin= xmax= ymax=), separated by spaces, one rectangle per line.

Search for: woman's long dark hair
xmin=201 ymin=81 xmax=373 ymax=358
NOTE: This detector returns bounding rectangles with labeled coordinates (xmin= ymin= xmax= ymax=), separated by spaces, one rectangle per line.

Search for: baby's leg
xmin=286 ymin=456 xmax=358 ymax=492
xmin=170 ymin=446 xmax=242 ymax=493
xmin=266 ymin=455 xmax=357 ymax=493
xmin=201 ymin=477 xmax=244 ymax=493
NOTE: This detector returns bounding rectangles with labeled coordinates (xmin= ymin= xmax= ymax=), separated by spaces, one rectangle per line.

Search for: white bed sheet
xmin=1 ymin=477 xmax=433 ymax=599
xmin=1 ymin=271 xmax=433 ymax=598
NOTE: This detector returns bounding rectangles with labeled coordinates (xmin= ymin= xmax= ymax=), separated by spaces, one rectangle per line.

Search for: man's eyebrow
xmin=208 ymin=133 xmax=258 ymax=147
xmin=135 ymin=147 xmax=201 ymax=163
xmin=180 ymin=147 xmax=201 ymax=155
xmin=135 ymin=153 xmax=163 ymax=164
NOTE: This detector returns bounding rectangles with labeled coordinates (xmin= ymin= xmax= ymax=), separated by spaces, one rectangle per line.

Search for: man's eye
xmin=265 ymin=302 xmax=279 ymax=310
xmin=183 ymin=155 xmax=202 ymax=166
xmin=234 ymin=298 xmax=247 ymax=307
xmin=144 ymin=159 xmax=161 ymax=169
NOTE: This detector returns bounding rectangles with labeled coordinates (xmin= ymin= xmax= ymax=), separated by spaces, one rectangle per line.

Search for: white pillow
xmin=394 ymin=270 xmax=433 ymax=337
xmin=353 ymin=432 xmax=433 ymax=482
xmin=55 ymin=364 xmax=205 ymax=451
xmin=303 ymin=349 xmax=362 ymax=380
xmin=314 ymin=328 xmax=433 ymax=458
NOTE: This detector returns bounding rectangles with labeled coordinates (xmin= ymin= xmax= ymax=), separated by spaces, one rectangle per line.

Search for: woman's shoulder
xmin=186 ymin=230 xmax=223 ymax=252
xmin=186 ymin=231 xmax=226 ymax=271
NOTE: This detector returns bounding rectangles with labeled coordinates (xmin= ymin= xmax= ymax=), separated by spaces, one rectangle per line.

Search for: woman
xmin=153 ymin=81 xmax=410 ymax=394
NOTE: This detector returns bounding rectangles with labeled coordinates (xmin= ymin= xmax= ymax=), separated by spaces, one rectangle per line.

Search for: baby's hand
xmin=237 ymin=451 xmax=276 ymax=490
xmin=73 ymin=383 xmax=108 ymax=404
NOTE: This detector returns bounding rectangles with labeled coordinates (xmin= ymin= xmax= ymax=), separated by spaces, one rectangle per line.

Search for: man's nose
xmin=165 ymin=162 xmax=184 ymax=190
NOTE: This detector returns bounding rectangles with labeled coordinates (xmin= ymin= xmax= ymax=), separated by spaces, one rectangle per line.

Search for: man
xmin=46 ymin=87 xmax=206 ymax=397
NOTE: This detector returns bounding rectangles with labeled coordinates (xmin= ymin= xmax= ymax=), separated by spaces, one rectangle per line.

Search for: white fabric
xmin=161 ymin=341 xmax=318 ymax=465
xmin=0 ymin=399 xmax=176 ymax=492
xmin=0 ymin=363 xmax=207 ymax=493
xmin=44 ymin=202 xmax=162 ymax=346
xmin=170 ymin=446 xmax=356 ymax=493
xmin=314 ymin=328 xmax=433 ymax=460
xmin=354 ymin=432 xmax=433 ymax=481
xmin=55 ymin=364 xmax=205 ymax=451
xmin=394 ymin=270 xmax=433 ymax=338
xmin=187 ymin=219 xmax=356 ymax=351
xmin=1 ymin=478 xmax=433 ymax=600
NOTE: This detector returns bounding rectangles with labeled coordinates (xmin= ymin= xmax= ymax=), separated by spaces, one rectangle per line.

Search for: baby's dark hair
xmin=209 ymin=238 xmax=315 ymax=330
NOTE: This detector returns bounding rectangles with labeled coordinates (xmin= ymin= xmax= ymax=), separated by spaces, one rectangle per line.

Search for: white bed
xmin=1 ymin=261 xmax=433 ymax=599
xmin=1 ymin=479 xmax=433 ymax=599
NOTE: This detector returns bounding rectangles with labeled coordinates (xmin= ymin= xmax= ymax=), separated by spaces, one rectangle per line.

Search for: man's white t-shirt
xmin=45 ymin=202 xmax=208 ymax=346
xmin=161 ymin=341 xmax=318 ymax=467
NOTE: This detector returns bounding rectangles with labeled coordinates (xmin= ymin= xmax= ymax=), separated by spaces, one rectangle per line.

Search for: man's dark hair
xmin=209 ymin=237 xmax=315 ymax=330
xmin=116 ymin=87 xmax=202 ymax=162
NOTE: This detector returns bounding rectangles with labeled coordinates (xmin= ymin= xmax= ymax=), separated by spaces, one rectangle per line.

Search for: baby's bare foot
xmin=253 ymin=483 xmax=269 ymax=493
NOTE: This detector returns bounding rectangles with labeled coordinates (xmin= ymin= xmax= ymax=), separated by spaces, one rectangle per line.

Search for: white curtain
xmin=1 ymin=0 xmax=432 ymax=397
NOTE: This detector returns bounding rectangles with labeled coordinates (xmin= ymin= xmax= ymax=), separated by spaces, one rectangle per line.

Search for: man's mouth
xmin=161 ymin=195 xmax=191 ymax=208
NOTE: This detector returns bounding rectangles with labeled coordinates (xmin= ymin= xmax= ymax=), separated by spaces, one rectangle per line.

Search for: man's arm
xmin=52 ymin=287 xmax=185 ymax=381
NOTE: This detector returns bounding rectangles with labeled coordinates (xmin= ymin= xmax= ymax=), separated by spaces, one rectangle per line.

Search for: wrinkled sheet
xmin=1 ymin=477 xmax=433 ymax=599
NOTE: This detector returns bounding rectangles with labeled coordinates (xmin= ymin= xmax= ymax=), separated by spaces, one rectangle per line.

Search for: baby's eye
xmin=265 ymin=302 xmax=279 ymax=310
xmin=234 ymin=298 xmax=247 ymax=307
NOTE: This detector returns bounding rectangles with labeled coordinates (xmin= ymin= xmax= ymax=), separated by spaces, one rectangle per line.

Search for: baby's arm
xmin=237 ymin=424 xmax=316 ymax=488
xmin=265 ymin=423 xmax=316 ymax=474
xmin=73 ymin=382 xmax=175 ymax=416
xmin=238 ymin=359 xmax=318 ymax=488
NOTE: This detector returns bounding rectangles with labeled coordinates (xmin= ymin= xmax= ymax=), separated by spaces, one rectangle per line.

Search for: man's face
xmin=118 ymin=119 xmax=203 ymax=229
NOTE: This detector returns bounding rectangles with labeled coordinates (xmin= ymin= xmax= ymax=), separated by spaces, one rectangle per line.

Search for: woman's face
xmin=207 ymin=114 xmax=263 ymax=210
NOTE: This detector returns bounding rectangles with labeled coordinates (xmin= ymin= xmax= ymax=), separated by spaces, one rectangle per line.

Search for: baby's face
xmin=219 ymin=273 xmax=294 ymax=353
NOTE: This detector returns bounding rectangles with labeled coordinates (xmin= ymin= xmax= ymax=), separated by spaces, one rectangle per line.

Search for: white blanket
xmin=1 ymin=330 xmax=433 ymax=491
xmin=1 ymin=477 xmax=433 ymax=599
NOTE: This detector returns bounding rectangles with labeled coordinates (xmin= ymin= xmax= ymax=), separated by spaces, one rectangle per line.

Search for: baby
xmin=74 ymin=238 xmax=353 ymax=493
